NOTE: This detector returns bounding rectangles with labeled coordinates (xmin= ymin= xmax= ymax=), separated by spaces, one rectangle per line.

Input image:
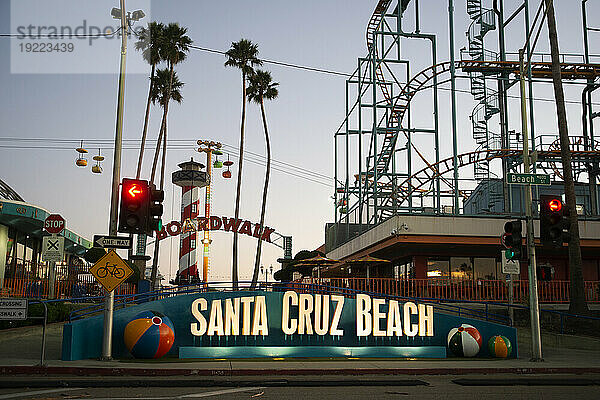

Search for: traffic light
xmin=147 ymin=183 xmax=164 ymax=235
xmin=502 ymin=220 xmax=523 ymax=261
xmin=540 ymin=195 xmax=570 ymax=248
xmin=118 ymin=178 xmax=149 ymax=234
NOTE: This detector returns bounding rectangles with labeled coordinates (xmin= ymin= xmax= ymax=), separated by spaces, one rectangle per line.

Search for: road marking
xmin=0 ymin=388 xmax=81 ymax=399
xmin=180 ymin=387 xmax=266 ymax=398
xmin=69 ymin=387 xmax=267 ymax=400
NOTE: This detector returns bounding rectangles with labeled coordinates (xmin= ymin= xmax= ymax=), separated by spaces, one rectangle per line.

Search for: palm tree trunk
xmin=545 ymin=0 xmax=588 ymax=314
xmin=149 ymin=63 xmax=175 ymax=291
xmin=136 ymin=63 xmax=156 ymax=179
xmin=251 ymin=97 xmax=271 ymax=289
xmin=232 ymin=72 xmax=247 ymax=290
xmin=150 ymin=117 xmax=165 ymax=184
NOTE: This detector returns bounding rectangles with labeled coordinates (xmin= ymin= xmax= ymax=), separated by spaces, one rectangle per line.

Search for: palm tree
xmin=544 ymin=0 xmax=588 ymax=314
xmin=225 ymin=39 xmax=263 ymax=289
xmin=247 ymin=70 xmax=279 ymax=289
xmin=134 ymin=21 xmax=164 ymax=179
xmin=147 ymin=24 xmax=191 ymax=291
xmin=150 ymin=23 xmax=192 ymax=184
xmin=148 ymin=68 xmax=184 ymax=290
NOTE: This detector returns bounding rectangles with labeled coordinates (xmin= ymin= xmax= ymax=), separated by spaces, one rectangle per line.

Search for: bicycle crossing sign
xmin=90 ymin=250 xmax=134 ymax=292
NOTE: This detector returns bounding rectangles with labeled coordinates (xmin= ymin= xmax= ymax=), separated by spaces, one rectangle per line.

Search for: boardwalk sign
xmin=156 ymin=216 xmax=276 ymax=243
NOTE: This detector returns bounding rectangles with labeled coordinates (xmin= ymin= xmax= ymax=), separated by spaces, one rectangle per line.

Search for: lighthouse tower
xmin=172 ymin=158 xmax=208 ymax=283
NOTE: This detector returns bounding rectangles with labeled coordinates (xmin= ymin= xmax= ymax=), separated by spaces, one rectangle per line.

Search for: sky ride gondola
xmin=75 ymin=140 xmax=88 ymax=167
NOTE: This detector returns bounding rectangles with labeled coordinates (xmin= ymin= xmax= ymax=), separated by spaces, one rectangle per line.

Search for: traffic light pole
xmin=519 ymin=49 xmax=543 ymax=361
xmin=102 ymin=0 xmax=128 ymax=361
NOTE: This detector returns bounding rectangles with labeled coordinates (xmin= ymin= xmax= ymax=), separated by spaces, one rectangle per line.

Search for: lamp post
xmin=101 ymin=1 xmax=144 ymax=361
xmin=260 ymin=264 xmax=273 ymax=287
xmin=197 ymin=140 xmax=223 ymax=282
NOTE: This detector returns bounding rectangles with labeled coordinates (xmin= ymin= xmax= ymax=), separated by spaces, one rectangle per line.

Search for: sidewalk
xmin=2 ymin=322 xmax=600 ymax=378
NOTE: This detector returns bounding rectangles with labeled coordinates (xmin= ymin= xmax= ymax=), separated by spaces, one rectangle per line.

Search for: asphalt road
xmin=1 ymin=375 xmax=600 ymax=400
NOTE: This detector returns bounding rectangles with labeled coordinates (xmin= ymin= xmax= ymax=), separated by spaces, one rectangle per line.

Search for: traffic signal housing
xmin=147 ymin=184 xmax=164 ymax=235
xmin=118 ymin=178 xmax=149 ymax=234
xmin=540 ymin=195 xmax=570 ymax=248
xmin=502 ymin=220 xmax=523 ymax=261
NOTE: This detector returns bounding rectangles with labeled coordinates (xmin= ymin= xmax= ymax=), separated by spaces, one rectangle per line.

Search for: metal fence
xmin=295 ymin=277 xmax=600 ymax=304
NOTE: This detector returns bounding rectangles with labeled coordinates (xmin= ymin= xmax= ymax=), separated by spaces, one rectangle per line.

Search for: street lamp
xmin=260 ymin=264 xmax=273 ymax=287
xmin=102 ymin=0 xmax=145 ymax=362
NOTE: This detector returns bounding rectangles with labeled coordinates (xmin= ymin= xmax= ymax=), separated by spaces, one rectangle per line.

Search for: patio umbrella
xmin=294 ymin=255 xmax=339 ymax=279
xmin=345 ymin=255 xmax=390 ymax=279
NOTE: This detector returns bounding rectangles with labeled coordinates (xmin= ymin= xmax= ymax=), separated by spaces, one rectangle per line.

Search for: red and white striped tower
xmin=172 ymin=159 xmax=208 ymax=283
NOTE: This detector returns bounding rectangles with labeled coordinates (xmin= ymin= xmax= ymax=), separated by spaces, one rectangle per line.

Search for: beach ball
xmin=124 ymin=310 xmax=175 ymax=359
xmin=488 ymin=335 xmax=512 ymax=358
xmin=447 ymin=324 xmax=482 ymax=357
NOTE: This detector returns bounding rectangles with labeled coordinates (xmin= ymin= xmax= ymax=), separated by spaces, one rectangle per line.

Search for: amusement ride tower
xmin=172 ymin=159 xmax=208 ymax=283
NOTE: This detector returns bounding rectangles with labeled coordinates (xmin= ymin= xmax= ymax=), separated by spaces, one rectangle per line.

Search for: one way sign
xmin=94 ymin=235 xmax=133 ymax=249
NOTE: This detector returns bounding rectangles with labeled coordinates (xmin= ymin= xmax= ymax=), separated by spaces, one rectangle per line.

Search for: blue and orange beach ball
xmin=488 ymin=335 xmax=512 ymax=358
xmin=124 ymin=310 xmax=175 ymax=359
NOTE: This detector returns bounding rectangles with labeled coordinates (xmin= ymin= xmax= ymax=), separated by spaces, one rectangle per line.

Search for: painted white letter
xmin=418 ymin=304 xmax=434 ymax=337
xmin=207 ymin=299 xmax=224 ymax=336
xmin=282 ymin=291 xmax=298 ymax=335
xmin=224 ymin=297 xmax=240 ymax=336
xmin=356 ymin=294 xmax=372 ymax=337
xmin=386 ymin=300 xmax=403 ymax=337
xmin=403 ymin=302 xmax=418 ymax=337
xmin=314 ymin=295 xmax=330 ymax=336
xmin=372 ymin=298 xmax=386 ymax=337
xmin=240 ymin=296 xmax=254 ymax=335
xmin=298 ymin=293 xmax=314 ymax=335
xmin=252 ymin=296 xmax=269 ymax=336
xmin=330 ymin=295 xmax=345 ymax=336
xmin=191 ymin=298 xmax=207 ymax=336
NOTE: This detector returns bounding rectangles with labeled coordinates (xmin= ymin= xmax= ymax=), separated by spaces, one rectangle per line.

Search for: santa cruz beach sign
xmin=62 ymin=291 xmax=518 ymax=360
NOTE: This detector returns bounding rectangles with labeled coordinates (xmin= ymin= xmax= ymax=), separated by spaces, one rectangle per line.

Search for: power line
xmin=190 ymin=45 xmax=352 ymax=77
xmin=0 ymin=137 xmax=335 ymax=188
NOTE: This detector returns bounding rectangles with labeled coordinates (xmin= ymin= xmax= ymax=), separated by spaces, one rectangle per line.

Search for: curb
xmin=2 ymin=366 xmax=600 ymax=378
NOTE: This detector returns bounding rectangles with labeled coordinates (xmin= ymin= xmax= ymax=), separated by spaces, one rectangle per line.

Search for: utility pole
xmin=197 ymin=140 xmax=223 ymax=283
xmin=519 ymin=48 xmax=543 ymax=362
xmin=544 ymin=0 xmax=588 ymax=314
xmin=102 ymin=0 xmax=128 ymax=361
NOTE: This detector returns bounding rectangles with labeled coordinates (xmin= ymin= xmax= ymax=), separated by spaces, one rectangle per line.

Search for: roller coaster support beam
xmin=494 ymin=0 xmax=511 ymax=213
xmin=448 ymin=0 xmax=459 ymax=214
xmin=519 ymin=48 xmax=542 ymax=362
xmin=398 ymin=11 xmax=441 ymax=212
xmin=582 ymin=0 xmax=599 ymax=215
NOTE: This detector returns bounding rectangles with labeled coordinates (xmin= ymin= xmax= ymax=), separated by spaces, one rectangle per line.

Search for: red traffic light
xmin=548 ymin=199 xmax=562 ymax=212
xmin=126 ymin=183 xmax=143 ymax=198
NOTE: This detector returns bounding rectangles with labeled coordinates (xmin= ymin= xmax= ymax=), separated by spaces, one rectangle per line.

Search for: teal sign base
xmin=179 ymin=346 xmax=447 ymax=359
xmin=62 ymin=291 xmax=517 ymax=361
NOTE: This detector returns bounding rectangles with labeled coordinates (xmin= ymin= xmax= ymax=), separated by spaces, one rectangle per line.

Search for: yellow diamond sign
xmin=90 ymin=250 xmax=134 ymax=292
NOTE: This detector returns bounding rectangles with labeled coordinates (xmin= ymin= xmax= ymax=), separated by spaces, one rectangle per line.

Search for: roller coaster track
xmin=391 ymin=149 xmax=600 ymax=208
xmin=366 ymin=0 xmax=454 ymax=202
xmin=363 ymin=0 xmax=600 ymax=215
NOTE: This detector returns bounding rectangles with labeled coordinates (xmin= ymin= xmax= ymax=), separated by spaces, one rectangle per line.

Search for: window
xmin=190 ymin=239 xmax=196 ymax=250
xmin=474 ymin=258 xmax=497 ymax=280
xmin=191 ymin=203 xmax=197 ymax=214
xmin=427 ymin=259 xmax=449 ymax=278
xmin=451 ymin=257 xmax=473 ymax=280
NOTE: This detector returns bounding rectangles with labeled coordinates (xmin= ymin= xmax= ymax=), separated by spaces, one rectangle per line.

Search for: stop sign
xmin=44 ymin=214 xmax=65 ymax=234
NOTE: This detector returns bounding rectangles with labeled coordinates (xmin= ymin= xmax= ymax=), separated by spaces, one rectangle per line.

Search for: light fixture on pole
xmin=102 ymin=0 xmax=145 ymax=361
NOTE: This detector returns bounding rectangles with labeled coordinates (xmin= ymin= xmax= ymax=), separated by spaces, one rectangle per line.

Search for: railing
xmin=1 ymin=277 xmax=135 ymax=299
xmin=296 ymin=278 xmax=600 ymax=304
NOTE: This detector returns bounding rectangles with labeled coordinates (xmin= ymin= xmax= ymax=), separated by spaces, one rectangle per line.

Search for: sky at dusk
xmin=0 ymin=0 xmax=598 ymax=283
